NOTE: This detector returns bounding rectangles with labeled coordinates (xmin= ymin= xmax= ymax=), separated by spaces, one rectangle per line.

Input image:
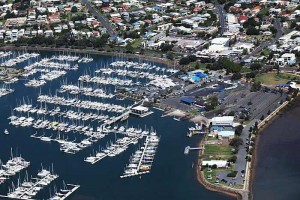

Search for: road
xmin=232 ymin=92 xmax=286 ymax=185
xmin=241 ymin=18 xmax=283 ymax=62
xmin=80 ymin=0 xmax=117 ymax=37
xmin=215 ymin=2 xmax=226 ymax=35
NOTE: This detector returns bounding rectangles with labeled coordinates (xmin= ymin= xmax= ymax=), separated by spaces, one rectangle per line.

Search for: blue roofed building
xmin=180 ymin=96 xmax=195 ymax=105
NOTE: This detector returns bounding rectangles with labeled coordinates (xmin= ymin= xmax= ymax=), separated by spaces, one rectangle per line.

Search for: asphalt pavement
xmin=215 ymin=2 xmax=226 ymax=35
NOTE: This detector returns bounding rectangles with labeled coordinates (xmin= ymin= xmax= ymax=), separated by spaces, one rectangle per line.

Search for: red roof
xmin=92 ymin=21 xmax=99 ymax=25
xmin=239 ymin=15 xmax=248 ymax=22
xmin=112 ymin=17 xmax=121 ymax=22
xmin=102 ymin=7 xmax=111 ymax=10
xmin=143 ymin=19 xmax=152 ymax=24
xmin=229 ymin=6 xmax=241 ymax=12
xmin=193 ymin=7 xmax=202 ymax=12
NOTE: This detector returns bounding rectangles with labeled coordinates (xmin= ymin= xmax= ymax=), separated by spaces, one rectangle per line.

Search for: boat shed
xmin=180 ymin=97 xmax=195 ymax=105
xmin=211 ymin=116 xmax=234 ymax=126
xmin=202 ymin=160 xmax=227 ymax=168
xmin=131 ymin=105 xmax=153 ymax=117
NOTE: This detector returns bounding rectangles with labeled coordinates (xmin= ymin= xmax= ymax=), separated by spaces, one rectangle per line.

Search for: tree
xmin=230 ymin=138 xmax=243 ymax=148
xmin=194 ymin=61 xmax=201 ymax=69
xmin=71 ymin=6 xmax=78 ymax=13
xmin=251 ymin=81 xmax=261 ymax=92
xmin=243 ymin=17 xmax=261 ymax=28
xmin=227 ymin=171 xmax=238 ymax=177
xmin=292 ymin=89 xmax=299 ymax=98
xmin=228 ymin=111 xmax=235 ymax=116
xmin=249 ymin=126 xmax=253 ymax=133
xmin=179 ymin=55 xmax=197 ymax=66
xmin=166 ymin=52 xmax=174 ymax=60
xmin=205 ymin=96 xmax=219 ymax=111
xmin=235 ymin=125 xmax=244 ymax=136
xmin=246 ymin=72 xmax=257 ymax=79
xmin=250 ymin=63 xmax=262 ymax=71
xmin=179 ymin=56 xmax=191 ymax=65
xmin=269 ymin=26 xmax=277 ymax=34
xmin=231 ymin=72 xmax=242 ymax=80
xmin=159 ymin=43 xmax=174 ymax=52
xmin=228 ymin=156 xmax=237 ymax=163
xmin=213 ymin=58 xmax=241 ymax=74
xmin=246 ymin=26 xmax=260 ymax=35
xmin=125 ymin=44 xmax=134 ymax=53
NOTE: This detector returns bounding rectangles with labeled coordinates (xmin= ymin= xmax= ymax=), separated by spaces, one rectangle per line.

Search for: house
xmin=210 ymin=125 xmax=235 ymax=139
xmin=4 ymin=17 xmax=27 ymax=28
xmin=44 ymin=30 xmax=53 ymax=37
xmin=238 ymin=15 xmax=248 ymax=24
xmin=48 ymin=13 xmax=60 ymax=23
xmin=157 ymin=23 xmax=173 ymax=32
xmin=233 ymin=42 xmax=255 ymax=52
xmin=227 ymin=13 xmax=238 ymax=24
xmin=281 ymin=53 xmax=296 ymax=65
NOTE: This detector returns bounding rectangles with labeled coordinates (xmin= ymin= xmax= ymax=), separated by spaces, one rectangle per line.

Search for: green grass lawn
xmin=261 ymin=48 xmax=271 ymax=56
xmin=255 ymin=72 xmax=300 ymax=86
xmin=258 ymin=8 xmax=269 ymax=16
xmin=203 ymin=168 xmax=217 ymax=183
xmin=204 ymin=144 xmax=233 ymax=155
xmin=241 ymin=67 xmax=251 ymax=73
xmin=189 ymin=62 xmax=210 ymax=70
xmin=131 ymin=38 xmax=143 ymax=48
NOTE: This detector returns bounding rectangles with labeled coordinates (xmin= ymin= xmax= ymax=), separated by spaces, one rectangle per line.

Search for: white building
xmin=211 ymin=116 xmax=234 ymax=126
xmin=211 ymin=37 xmax=230 ymax=46
xmin=279 ymin=53 xmax=296 ymax=65
xmin=202 ymin=160 xmax=227 ymax=168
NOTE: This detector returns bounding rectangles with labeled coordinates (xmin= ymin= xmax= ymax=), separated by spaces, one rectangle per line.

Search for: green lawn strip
xmin=241 ymin=67 xmax=251 ymax=73
xmin=131 ymin=38 xmax=143 ymax=48
xmin=255 ymin=72 xmax=300 ymax=86
xmin=204 ymin=144 xmax=233 ymax=155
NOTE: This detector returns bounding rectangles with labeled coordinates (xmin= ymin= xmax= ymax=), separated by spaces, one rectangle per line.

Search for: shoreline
xmin=196 ymin=136 xmax=242 ymax=200
xmin=0 ymin=45 xmax=176 ymax=67
xmin=248 ymin=96 xmax=299 ymax=200
xmin=247 ymin=116 xmax=277 ymax=200
xmin=196 ymin=99 xmax=291 ymax=200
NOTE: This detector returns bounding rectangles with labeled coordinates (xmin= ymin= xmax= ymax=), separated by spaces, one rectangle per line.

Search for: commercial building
xmin=202 ymin=160 xmax=228 ymax=168
xmin=210 ymin=116 xmax=234 ymax=126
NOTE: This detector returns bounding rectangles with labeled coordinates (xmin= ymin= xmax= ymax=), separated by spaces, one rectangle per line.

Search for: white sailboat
xmin=4 ymin=129 xmax=9 ymax=135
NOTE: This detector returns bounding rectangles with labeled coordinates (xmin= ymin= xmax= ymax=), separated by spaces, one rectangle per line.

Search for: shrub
xmin=228 ymin=156 xmax=237 ymax=163
xmin=227 ymin=171 xmax=238 ymax=177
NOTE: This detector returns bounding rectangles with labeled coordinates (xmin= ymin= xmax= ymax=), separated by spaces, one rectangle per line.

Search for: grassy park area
xmin=255 ymin=72 xmax=300 ymax=86
xmin=204 ymin=144 xmax=233 ymax=155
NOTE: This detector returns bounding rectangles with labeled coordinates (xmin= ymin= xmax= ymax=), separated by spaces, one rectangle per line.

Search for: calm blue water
xmin=253 ymin=99 xmax=300 ymax=200
xmin=0 ymin=52 xmax=233 ymax=200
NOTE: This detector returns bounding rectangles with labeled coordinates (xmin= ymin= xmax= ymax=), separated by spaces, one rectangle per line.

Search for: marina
xmin=120 ymin=134 xmax=160 ymax=178
xmin=0 ymin=151 xmax=30 ymax=185
xmin=0 ymin=50 xmax=232 ymax=200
